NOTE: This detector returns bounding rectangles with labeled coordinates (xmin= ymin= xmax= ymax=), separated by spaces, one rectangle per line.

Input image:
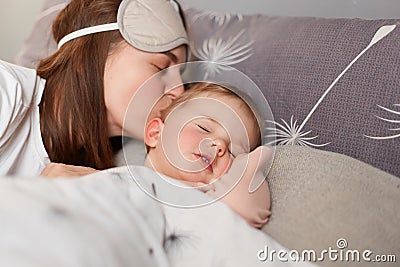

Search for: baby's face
xmin=147 ymin=93 xmax=259 ymax=184
xmin=173 ymin=116 xmax=234 ymax=182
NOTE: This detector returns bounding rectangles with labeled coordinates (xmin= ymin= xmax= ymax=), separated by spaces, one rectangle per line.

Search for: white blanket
xmin=0 ymin=166 xmax=316 ymax=267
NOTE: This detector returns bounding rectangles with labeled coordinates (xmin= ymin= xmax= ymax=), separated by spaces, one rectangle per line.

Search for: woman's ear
xmin=144 ymin=118 xmax=164 ymax=148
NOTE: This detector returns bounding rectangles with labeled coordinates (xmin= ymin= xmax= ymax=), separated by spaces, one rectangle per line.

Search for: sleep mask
xmin=57 ymin=0 xmax=188 ymax=52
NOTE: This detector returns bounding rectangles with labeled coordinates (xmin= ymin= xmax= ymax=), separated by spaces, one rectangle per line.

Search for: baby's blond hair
xmin=160 ymin=82 xmax=261 ymax=149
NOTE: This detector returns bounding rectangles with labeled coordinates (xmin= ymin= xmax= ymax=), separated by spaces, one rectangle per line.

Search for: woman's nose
xmin=165 ymin=84 xmax=184 ymax=99
xmin=163 ymin=67 xmax=184 ymax=99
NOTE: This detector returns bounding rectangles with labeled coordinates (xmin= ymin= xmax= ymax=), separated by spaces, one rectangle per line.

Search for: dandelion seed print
xmin=267 ymin=25 xmax=397 ymax=147
xmin=364 ymin=104 xmax=400 ymax=140
xmin=190 ymin=30 xmax=254 ymax=79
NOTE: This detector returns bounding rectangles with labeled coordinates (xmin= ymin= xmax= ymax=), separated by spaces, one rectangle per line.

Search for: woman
xmin=0 ymin=0 xmax=188 ymax=177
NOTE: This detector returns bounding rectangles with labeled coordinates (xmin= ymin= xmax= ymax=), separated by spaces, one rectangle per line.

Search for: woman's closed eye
xmin=153 ymin=53 xmax=173 ymax=72
xmin=152 ymin=64 xmax=167 ymax=71
xmin=152 ymin=60 xmax=170 ymax=72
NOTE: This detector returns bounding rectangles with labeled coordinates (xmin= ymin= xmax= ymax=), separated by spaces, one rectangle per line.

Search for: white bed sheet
xmin=0 ymin=166 xmax=317 ymax=267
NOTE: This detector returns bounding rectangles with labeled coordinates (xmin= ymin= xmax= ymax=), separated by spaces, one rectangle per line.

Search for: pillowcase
xmin=263 ymin=145 xmax=400 ymax=266
xmin=183 ymin=8 xmax=400 ymax=177
xmin=14 ymin=0 xmax=70 ymax=69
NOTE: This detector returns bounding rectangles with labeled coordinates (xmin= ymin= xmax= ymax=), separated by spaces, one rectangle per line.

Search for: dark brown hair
xmin=37 ymin=0 xmax=124 ymax=169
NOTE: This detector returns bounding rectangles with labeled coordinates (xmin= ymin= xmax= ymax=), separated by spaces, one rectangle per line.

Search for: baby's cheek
xmin=179 ymin=128 xmax=201 ymax=149
xmin=216 ymin=156 xmax=233 ymax=178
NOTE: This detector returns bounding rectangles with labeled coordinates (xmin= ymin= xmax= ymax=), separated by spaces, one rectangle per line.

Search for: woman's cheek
xmin=147 ymin=95 xmax=170 ymax=121
xmin=123 ymin=79 xmax=167 ymax=139
xmin=178 ymin=128 xmax=194 ymax=155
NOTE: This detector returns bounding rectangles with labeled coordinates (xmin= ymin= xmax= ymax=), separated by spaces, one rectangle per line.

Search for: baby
xmin=143 ymin=82 xmax=272 ymax=228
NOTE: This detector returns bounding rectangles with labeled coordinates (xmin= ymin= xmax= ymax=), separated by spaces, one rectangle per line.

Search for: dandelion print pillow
xmin=184 ymin=8 xmax=400 ymax=177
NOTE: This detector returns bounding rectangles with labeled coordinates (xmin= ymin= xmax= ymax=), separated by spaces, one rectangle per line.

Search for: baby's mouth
xmin=196 ymin=154 xmax=213 ymax=173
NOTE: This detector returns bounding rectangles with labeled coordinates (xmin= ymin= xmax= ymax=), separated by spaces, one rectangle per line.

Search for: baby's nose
xmin=163 ymin=67 xmax=184 ymax=99
xmin=213 ymin=138 xmax=228 ymax=157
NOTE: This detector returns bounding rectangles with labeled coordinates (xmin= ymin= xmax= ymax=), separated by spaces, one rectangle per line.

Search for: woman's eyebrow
xmin=161 ymin=51 xmax=178 ymax=63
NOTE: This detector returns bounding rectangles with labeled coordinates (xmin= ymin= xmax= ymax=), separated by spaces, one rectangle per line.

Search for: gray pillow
xmin=263 ymin=145 xmax=400 ymax=267
xmin=14 ymin=0 xmax=70 ymax=68
xmin=183 ymin=8 xmax=400 ymax=177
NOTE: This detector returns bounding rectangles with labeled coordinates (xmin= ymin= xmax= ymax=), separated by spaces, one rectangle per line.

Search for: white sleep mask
xmin=57 ymin=0 xmax=188 ymax=52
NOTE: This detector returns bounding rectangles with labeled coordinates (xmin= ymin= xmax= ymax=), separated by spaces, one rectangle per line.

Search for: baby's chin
xmin=175 ymin=170 xmax=215 ymax=185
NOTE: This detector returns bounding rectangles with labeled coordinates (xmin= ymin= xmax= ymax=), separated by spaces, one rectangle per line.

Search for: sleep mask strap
xmin=57 ymin=0 xmax=187 ymax=51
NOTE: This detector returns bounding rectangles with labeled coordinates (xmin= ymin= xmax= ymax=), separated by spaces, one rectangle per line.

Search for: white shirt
xmin=0 ymin=60 xmax=49 ymax=176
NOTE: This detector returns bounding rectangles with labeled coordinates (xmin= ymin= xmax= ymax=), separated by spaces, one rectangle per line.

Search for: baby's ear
xmin=144 ymin=118 xmax=164 ymax=148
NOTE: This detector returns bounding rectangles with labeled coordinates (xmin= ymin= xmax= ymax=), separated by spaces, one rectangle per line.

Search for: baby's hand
xmin=206 ymin=146 xmax=273 ymax=228
xmin=237 ymin=145 xmax=274 ymax=193
xmin=207 ymin=146 xmax=273 ymax=194
xmin=180 ymin=180 xmax=215 ymax=192
xmin=41 ymin=163 xmax=99 ymax=178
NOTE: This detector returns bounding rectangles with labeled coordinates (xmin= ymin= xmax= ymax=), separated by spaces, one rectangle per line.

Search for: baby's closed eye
xmin=196 ymin=123 xmax=211 ymax=133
